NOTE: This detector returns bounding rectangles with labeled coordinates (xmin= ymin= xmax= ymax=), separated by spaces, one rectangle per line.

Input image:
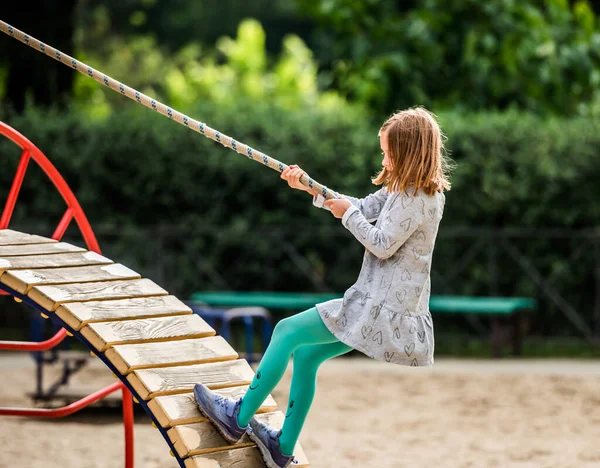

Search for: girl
xmin=194 ymin=106 xmax=452 ymax=468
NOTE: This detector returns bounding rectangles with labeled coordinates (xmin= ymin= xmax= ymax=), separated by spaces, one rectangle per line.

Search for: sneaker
xmin=193 ymin=383 xmax=247 ymax=444
xmin=247 ymin=417 xmax=294 ymax=468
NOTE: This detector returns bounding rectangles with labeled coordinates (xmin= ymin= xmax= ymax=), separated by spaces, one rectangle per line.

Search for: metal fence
xmin=11 ymin=223 xmax=600 ymax=345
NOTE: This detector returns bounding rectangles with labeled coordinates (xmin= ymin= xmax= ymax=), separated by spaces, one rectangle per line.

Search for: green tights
xmin=236 ymin=307 xmax=352 ymax=456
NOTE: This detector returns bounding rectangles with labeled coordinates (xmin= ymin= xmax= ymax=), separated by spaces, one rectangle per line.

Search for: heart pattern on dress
xmin=399 ymin=218 xmax=412 ymax=232
xmin=396 ymin=290 xmax=407 ymax=303
xmin=370 ymin=303 xmax=382 ymax=320
xmin=415 ymin=230 xmax=426 ymax=241
xmin=384 ymin=351 xmax=395 ymax=362
xmin=372 ymin=330 xmax=383 ymax=345
xmin=401 ymin=195 xmax=414 ymax=209
xmin=358 ymin=292 xmax=372 ymax=306
xmin=393 ymin=327 xmax=401 ymax=339
xmin=336 ymin=314 xmax=348 ymax=328
xmin=404 ymin=342 xmax=415 ymax=356
xmin=417 ymin=331 xmax=426 ymax=343
xmin=361 ymin=325 xmax=373 ymax=339
xmin=401 ymin=269 xmax=412 ymax=281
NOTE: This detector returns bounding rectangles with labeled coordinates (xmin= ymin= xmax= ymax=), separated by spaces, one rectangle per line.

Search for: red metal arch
xmin=0 ymin=121 xmax=100 ymax=251
xmin=0 ymin=121 xmax=134 ymax=468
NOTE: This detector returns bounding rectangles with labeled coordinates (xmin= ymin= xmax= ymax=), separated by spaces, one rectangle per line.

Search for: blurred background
xmin=2 ymin=0 xmax=600 ymax=357
xmin=1 ymin=1 xmax=600 ymax=467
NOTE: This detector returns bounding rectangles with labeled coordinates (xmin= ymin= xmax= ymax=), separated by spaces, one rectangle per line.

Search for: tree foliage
xmin=296 ymin=0 xmax=600 ymax=116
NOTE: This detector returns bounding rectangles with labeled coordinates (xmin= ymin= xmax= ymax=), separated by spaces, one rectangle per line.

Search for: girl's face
xmin=380 ymin=131 xmax=393 ymax=171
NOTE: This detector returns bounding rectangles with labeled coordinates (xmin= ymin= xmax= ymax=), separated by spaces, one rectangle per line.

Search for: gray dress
xmin=312 ymin=186 xmax=445 ymax=366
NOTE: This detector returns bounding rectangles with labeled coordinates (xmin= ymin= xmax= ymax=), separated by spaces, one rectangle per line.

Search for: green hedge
xmin=1 ymin=106 xmax=599 ymax=337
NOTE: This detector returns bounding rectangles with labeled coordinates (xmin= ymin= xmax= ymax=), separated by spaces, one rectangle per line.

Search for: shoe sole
xmin=248 ymin=430 xmax=293 ymax=468
xmin=193 ymin=386 xmax=244 ymax=445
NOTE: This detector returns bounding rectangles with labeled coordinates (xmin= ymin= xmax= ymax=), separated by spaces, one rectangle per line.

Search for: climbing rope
xmin=0 ymin=20 xmax=338 ymax=200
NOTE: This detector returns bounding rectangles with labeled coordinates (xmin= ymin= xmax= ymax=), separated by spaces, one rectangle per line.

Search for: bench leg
xmin=511 ymin=311 xmax=522 ymax=356
xmin=491 ymin=317 xmax=503 ymax=358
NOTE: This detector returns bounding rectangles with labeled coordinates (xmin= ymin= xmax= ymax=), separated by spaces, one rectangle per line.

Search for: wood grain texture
xmin=148 ymin=388 xmax=278 ymax=428
xmin=184 ymin=446 xmax=266 ymax=468
xmin=127 ymin=359 xmax=254 ymax=400
xmin=0 ymin=251 xmax=112 ymax=275
xmin=28 ymin=278 xmax=167 ymax=311
xmin=81 ymin=314 xmax=215 ymax=352
xmin=1 ymin=263 xmax=140 ymax=295
xmin=105 ymin=336 xmax=238 ymax=374
xmin=0 ymin=229 xmax=56 ymax=246
xmin=168 ymin=412 xmax=308 ymax=464
xmin=55 ymin=295 xmax=192 ymax=330
xmin=168 ymin=422 xmax=254 ymax=457
xmin=0 ymin=241 xmax=84 ymax=257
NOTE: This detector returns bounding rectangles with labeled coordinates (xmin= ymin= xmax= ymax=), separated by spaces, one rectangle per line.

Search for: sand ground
xmin=0 ymin=353 xmax=599 ymax=468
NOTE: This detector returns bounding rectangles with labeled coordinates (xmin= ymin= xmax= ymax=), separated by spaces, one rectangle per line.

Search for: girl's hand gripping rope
xmin=281 ymin=165 xmax=350 ymax=218
xmin=323 ymin=198 xmax=351 ymax=219
xmin=280 ymin=165 xmax=315 ymax=194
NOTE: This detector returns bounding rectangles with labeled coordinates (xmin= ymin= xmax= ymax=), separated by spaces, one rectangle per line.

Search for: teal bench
xmin=190 ymin=292 xmax=536 ymax=358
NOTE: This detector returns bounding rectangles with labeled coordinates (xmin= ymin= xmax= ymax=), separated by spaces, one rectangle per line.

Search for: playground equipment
xmin=0 ymin=124 xmax=309 ymax=468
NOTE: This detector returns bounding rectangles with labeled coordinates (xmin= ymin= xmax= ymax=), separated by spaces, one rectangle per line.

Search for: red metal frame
xmin=0 ymin=121 xmax=134 ymax=468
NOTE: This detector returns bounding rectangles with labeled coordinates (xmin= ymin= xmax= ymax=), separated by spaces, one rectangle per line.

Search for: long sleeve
xmin=313 ymin=188 xmax=389 ymax=222
xmin=341 ymin=191 xmax=425 ymax=259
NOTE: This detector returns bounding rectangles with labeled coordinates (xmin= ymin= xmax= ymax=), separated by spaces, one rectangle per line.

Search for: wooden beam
xmin=148 ymin=388 xmax=277 ymax=428
xmin=169 ymin=411 xmax=309 ymax=464
xmin=105 ymin=336 xmax=238 ymax=374
xmin=0 ymin=229 xmax=56 ymax=246
xmin=55 ymin=295 xmax=192 ymax=330
xmin=0 ymin=251 xmax=112 ymax=275
xmin=127 ymin=359 xmax=254 ymax=400
xmin=183 ymin=446 xmax=266 ymax=468
xmin=28 ymin=278 xmax=167 ymax=311
xmin=81 ymin=314 xmax=215 ymax=352
xmin=168 ymin=422 xmax=254 ymax=458
xmin=1 ymin=263 xmax=140 ymax=295
xmin=0 ymin=241 xmax=84 ymax=257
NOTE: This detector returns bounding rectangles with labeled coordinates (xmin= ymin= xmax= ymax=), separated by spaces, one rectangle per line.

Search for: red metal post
xmin=122 ymin=388 xmax=135 ymax=468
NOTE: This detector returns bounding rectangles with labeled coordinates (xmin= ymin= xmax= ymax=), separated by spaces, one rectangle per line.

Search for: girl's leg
xmin=278 ymin=341 xmax=353 ymax=456
xmin=238 ymin=307 xmax=339 ymax=426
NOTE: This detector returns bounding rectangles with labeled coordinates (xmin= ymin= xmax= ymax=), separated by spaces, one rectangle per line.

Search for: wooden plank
xmin=148 ymin=388 xmax=278 ymax=428
xmin=105 ymin=336 xmax=238 ymax=374
xmin=184 ymin=446 xmax=266 ymax=468
xmin=0 ymin=241 xmax=85 ymax=257
xmin=0 ymin=229 xmax=56 ymax=246
xmin=127 ymin=359 xmax=254 ymax=400
xmin=81 ymin=314 xmax=215 ymax=352
xmin=169 ymin=411 xmax=308 ymax=464
xmin=55 ymin=295 xmax=192 ymax=331
xmin=168 ymin=422 xmax=254 ymax=458
xmin=28 ymin=278 xmax=167 ymax=312
xmin=1 ymin=263 xmax=140 ymax=295
xmin=0 ymin=251 xmax=112 ymax=275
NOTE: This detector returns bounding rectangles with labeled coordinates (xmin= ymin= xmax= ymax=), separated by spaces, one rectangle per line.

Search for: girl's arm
xmin=341 ymin=192 xmax=425 ymax=259
xmin=313 ymin=189 xmax=389 ymax=223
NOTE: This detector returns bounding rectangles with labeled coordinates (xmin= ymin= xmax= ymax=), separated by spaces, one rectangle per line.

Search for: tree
xmin=295 ymin=0 xmax=600 ymax=116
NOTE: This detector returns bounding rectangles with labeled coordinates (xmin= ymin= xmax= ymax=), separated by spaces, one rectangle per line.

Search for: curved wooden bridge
xmin=0 ymin=228 xmax=309 ymax=467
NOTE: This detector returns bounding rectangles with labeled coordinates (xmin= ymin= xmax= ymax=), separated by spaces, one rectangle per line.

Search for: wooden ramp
xmin=0 ymin=229 xmax=309 ymax=468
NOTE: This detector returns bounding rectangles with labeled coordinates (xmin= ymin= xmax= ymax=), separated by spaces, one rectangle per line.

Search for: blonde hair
xmin=373 ymin=106 xmax=452 ymax=195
